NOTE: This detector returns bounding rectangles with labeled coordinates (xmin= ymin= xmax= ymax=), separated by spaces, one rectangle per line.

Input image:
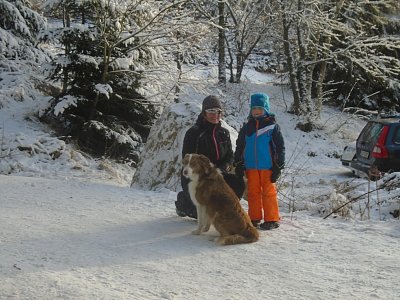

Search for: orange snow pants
xmin=246 ymin=169 xmax=280 ymax=222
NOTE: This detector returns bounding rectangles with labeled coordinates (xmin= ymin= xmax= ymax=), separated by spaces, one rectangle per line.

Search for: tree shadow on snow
xmin=0 ymin=216 xmax=222 ymax=275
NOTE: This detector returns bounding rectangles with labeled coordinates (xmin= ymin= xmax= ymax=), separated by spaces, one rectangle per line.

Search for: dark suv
xmin=350 ymin=115 xmax=400 ymax=178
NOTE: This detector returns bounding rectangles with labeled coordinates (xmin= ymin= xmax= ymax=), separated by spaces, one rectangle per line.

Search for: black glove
xmin=234 ymin=162 xmax=245 ymax=178
xmin=271 ymin=163 xmax=282 ymax=183
xmin=217 ymin=164 xmax=230 ymax=174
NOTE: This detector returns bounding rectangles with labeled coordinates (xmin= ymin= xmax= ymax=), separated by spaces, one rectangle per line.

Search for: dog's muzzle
xmin=182 ymin=168 xmax=189 ymax=178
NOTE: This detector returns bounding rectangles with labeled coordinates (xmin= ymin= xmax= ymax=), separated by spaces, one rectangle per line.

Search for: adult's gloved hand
xmin=271 ymin=163 xmax=282 ymax=183
xmin=217 ymin=163 xmax=230 ymax=174
xmin=234 ymin=162 xmax=245 ymax=178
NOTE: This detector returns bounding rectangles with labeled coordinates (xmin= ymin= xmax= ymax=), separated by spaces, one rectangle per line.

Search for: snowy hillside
xmin=1 ymin=68 xmax=400 ymax=299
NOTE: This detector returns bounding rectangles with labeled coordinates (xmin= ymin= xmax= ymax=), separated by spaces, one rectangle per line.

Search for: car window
xmin=358 ymin=122 xmax=383 ymax=144
xmin=394 ymin=126 xmax=400 ymax=144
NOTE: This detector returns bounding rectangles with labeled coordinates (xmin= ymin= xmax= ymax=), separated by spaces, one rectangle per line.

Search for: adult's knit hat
xmin=250 ymin=93 xmax=270 ymax=113
xmin=202 ymin=95 xmax=222 ymax=112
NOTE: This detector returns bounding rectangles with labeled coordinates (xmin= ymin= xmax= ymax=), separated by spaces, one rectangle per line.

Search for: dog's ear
xmin=182 ymin=154 xmax=190 ymax=166
xmin=198 ymin=155 xmax=213 ymax=175
xmin=198 ymin=155 xmax=210 ymax=167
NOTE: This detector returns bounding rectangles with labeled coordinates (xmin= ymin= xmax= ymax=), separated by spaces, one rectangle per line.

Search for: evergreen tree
xmin=0 ymin=0 xmax=47 ymax=64
xmin=39 ymin=0 xmax=184 ymax=163
xmin=0 ymin=0 xmax=50 ymax=109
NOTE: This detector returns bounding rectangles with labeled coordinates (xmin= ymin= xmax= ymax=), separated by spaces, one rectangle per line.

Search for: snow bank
xmin=131 ymin=102 xmax=238 ymax=191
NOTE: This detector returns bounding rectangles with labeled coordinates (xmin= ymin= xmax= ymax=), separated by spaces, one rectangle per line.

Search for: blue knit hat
xmin=250 ymin=93 xmax=270 ymax=113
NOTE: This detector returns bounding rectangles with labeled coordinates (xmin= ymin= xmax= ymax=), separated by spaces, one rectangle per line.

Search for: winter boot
xmin=175 ymin=192 xmax=188 ymax=217
xmin=175 ymin=191 xmax=198 ymax=219
xmin=186 ymin=204 xmax=198 ymax=219
xmin=259 ymin=221 xmax=280 ymax=230
xmin=175 ymin=205 xmax=187 ymax=217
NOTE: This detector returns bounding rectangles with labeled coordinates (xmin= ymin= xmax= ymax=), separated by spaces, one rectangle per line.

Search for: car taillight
xmin=372 ymin=125 xmax=389 ymax=158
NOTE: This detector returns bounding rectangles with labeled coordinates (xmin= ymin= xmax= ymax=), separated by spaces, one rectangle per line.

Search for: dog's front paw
xmin=192 ymin=228 xmax=202 ymax=235
xmin=201 ymin=225 xmax=210 ymax=233
xmin=214 ymin=236 xmax=224 ymax=245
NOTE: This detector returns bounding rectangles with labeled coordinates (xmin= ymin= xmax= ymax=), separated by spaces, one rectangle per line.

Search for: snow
xmin=131 ymin=102 xmax=238 ymax=192
xmin=1 ymin=67 xmax=400 ymax=299
xmin=95 ymin=83 xmax=113 ymax=99
xmin=1 ymin=175 xmax=399 ymax=299
xmin=54 ymin=95 xmax=80 ymax=115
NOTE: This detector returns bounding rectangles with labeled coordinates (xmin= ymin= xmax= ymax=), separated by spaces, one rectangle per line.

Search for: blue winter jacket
xmin=234 ymin=115 xmax=285 ymax=170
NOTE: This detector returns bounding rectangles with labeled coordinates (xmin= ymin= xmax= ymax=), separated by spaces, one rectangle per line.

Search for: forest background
xmin=1 ymin=0 xmax=400 ymax=166
xmin=1 ymin=2 xmax=400 ymax=297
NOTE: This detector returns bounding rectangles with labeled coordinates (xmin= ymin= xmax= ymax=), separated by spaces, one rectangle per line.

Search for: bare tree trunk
xmin=295 ymin=0 xmax=313 ymax=115
xmin=236 ymin=53 xmax=244 ymax=83
xmin=175 ymin=30 xmax=182 ymax=102
xmin=89 ymin=44 xmax=110 ymax=120
xmin=235 ymin=51 xmax=252 ymax=83
xmin=62 ymin=6 xmax=71 ymax=94
xmin=315 ymin=55 xmax=327 ymax=116
xmin=314 ymin=0 xmax=346 ymax=115
xmin=218 ymin=1 xmax=226 ymax=86
xmin=282 ymin=6 xmax=301 ymax=115
xmin=234 ymin=39 xmax=244 ymax=83
xmin=235 ymin=33 xmax=262 ymax=83
xmin=225 ymin=35 xmax=235 ymax=83
xmin=81 ymin=2 xmax=86 ymax=24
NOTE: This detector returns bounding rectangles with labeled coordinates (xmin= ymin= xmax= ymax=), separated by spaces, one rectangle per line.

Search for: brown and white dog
xmin=182 ymin=154 xmax=259 ymax=245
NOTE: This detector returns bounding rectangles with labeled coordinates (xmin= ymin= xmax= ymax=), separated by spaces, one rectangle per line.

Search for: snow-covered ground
xmin=1 ymin=68 xmax=400 ymax=299
xmin=1 ymin=175 xmax=399 ymax=299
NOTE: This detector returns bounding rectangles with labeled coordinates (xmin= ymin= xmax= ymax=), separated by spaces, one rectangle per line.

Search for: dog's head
xmin=182 ymin=154 xmax=214 ymax=179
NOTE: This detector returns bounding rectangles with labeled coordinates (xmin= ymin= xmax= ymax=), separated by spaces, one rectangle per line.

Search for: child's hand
xmin=271 ymin=164 xmax=281 ymax=183
xmin=234 ymin=162 xmax=245 ymax=178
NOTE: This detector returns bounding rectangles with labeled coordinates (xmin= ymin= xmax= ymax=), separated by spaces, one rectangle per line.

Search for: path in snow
xmin=1 ymin=175 xmax=399 ymax=299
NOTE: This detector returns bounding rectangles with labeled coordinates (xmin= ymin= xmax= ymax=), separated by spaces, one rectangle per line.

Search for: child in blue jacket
xmin=234 ymin=93 xmax=285 ymax=230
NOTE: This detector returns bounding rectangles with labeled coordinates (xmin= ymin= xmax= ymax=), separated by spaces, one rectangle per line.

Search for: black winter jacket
xmin=182 ymin=114 xmax=233 ymax=172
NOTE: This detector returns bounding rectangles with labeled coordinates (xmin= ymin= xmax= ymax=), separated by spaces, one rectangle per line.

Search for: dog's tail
xmin=217 ymin=228 xmax=259 ymax=246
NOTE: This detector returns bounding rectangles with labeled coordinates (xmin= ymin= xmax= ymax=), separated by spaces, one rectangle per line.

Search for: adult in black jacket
xmin=175 ymin=95 xmax=235 ymax=219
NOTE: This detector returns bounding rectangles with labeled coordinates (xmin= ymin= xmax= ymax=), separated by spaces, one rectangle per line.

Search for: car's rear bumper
xmin=341 ymin=159 xmax=359 ymax=176
xmin=348 ymin=160 xmax=370 ymax=178
xmin=349 ymin=158 xmax=400 ymax=179
xmin=350 ymin=160 xmax=369 ymax=173
xmin=354 ymin=158 xmax=400 ymax=172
